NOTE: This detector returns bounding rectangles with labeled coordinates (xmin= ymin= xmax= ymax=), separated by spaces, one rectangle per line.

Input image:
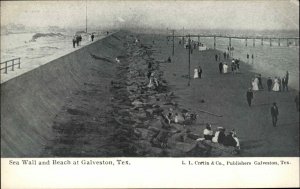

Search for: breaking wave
xmin=31 ymin=33 xmax=65 ymax=41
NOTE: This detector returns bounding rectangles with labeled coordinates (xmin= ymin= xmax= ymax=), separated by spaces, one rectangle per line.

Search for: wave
xmin=30 ymin=33 xmax=65 ymax=41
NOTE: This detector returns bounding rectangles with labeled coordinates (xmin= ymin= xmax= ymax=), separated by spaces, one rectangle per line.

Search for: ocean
xmin=1 ymin=31 xmax=93 ymax=66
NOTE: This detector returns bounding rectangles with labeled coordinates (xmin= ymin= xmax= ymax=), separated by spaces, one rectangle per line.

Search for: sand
xmin=154 ymin=35 xmax=299 ymax=156
xmin=1 ymin=31 xmax=299 ymax=157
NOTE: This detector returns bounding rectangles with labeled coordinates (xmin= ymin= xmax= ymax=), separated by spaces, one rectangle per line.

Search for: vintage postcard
xmin=1 ymin=0 xmax=299 ymax=188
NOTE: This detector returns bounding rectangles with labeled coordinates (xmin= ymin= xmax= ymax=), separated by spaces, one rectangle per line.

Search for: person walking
xmin=285 ymin=71 xmax=289 ymax=91
xmin=247 ymin=53 xmax=249 ymax=63
xmin=231 ymin=60 xmax=236 ymax=75
xmin=267 ymin=77 xmax=273 ymax=91
xmin=215 ymin=54 xmax=218 ymax=61
xmin=278 ymin=77 xmax=282 ymax=92
xmin=271 ymin=102 xmax=279 ymax=127
xmin=198 ymin=66 xmax=203 ymax=78
xmin=72 ymin=35 xmax=76 ymax=48
xmin=251 ymin=54 xmax=254 ymax=64
xmin=91 ymin=33 xmax=94 ymax=41
xmin=246 ymin=88 xmax=254 ymax=107
xmin=281 ymin=76 xmax=286 ymax=91
xmin=258 ymin=74 xmax=263 ymax=90
xmin=219 ymin=62 xmax=223 ymax=74
xmin=193 ymin=68 xmax=199 ymax=79
xmin=76 ymin=35 xmax=80 ymax=47
xmin=236 ymin=59 xmax=240 ymax=72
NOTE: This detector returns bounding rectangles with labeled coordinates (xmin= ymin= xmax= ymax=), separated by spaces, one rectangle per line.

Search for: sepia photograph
xmin=1 ymin=0 xmax=299 ymax=188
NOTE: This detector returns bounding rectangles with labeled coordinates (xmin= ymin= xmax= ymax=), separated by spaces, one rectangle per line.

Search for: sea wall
xmin=1 ymin=32 xmax=125 ymax=157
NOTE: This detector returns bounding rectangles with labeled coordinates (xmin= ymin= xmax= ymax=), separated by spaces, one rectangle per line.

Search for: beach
xmin=1 ymin=31 xmax=299 ymax=157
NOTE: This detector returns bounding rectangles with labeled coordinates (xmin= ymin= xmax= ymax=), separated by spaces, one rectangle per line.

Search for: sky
xmin=1 ymin=0 xmax=299 ymax=31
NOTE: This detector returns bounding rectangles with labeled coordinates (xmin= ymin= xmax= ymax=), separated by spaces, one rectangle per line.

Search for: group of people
xmin=72 ymin=33 xmax=96 ymax=48
xmin=246 ymin=53 xmax=254 ymax=64
xmin=218 ymin=58 xmax=240 ymax=74
xmin=223 ymin=51 xmax=230 ymax=60
xmin=193 ymin=66 xmax=203 ymax=79
xmin=72 ymin=34 xmax=82 ymax=48
xmin=246 ymin=71 xmax=295 ymax=127
xmin=267 ymin=72 xmax=289 ymax=92
xmin=161 ymin=109 xmax=198 ymax=127
xmin=202 ymin=124 xmax=240 ymax=150
xmin=250 ymin=71 xmax=289 ymax=92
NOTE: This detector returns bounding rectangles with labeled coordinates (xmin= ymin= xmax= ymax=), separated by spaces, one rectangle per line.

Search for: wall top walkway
xmin=0 ymin=32 xmax=116 ymax=84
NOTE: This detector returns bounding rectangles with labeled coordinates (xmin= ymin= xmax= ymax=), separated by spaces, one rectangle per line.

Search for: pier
xmin=168 ymin=33 xmax=300 ymax=49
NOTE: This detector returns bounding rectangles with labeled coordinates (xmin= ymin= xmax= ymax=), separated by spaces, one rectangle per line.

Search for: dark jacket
xmin=267 ymin=79 xmax=273 ymax=86
xmin=246 ymin=91 xmax=253 ymax=100
xmin=218 ymin=131 xmax=225 ymax=144
xmin=271 ymin=105 xmax=279 ymax=116
xmin=223 ymin=135 xmax=237 ymax=147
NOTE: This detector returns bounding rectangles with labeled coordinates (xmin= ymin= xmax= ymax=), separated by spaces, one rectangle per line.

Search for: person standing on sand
xmin=247 ymin=53 xmax=249 ymax=63
xmin=285 ymin=71 xmax=289 ymax=91
xmin=235 ymin=59 xmax=240 ymax=72
xmin=193 ymin=68 xmax=199 ymax=79
xmin=271 ymin=102 xmax=279 ymax=127
xmin=246 ymin=88 xmax=254 ymax=107
xmin=219 ymin=62 xmax=223 ymax=74
xmin=258 ymin=74 xmax=263 ymax=90
xmin=91 ymin=33 xmax=94 ymax=41
xmin=252 ymin=77 xmax=259 ymax=91
xmin=267 ymin=77 xmax=273 ymax=91
xmin=272 ymin=77 xmax=280 ymax=92
xmin=278 ymin=77 xmax=282 ymax=92
xmin=281 ymin=77 xmax=286 ymax=91
xmin=198 ymin=66 xmax=202 ymax=78
xmin=223 ymin=63 xmax=228 ymax=73
xmin=231 ymin=60 xmax=236 ymax=75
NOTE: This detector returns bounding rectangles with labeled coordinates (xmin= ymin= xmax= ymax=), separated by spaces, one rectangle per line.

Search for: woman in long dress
xmin=252 ymin=78 xmax=259 ymax=91
xmin=272 ymin=77 xmax=280 ymax=91
xmin=193 ymin=68 xmax=199 ymax=79
xmin=223 ymin=63 xmax=228 ymax=73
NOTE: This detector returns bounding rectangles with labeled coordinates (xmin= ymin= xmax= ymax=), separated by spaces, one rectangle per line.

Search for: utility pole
xmin=86 ymin=0 xmax=88 ymax=33
xmin=172 ymin=30 xmax=175 ymax=56
xmin=188 ymin=34 xmax=191 ymax=86
xmin=167 ymin=27 xmax=169 ymax=44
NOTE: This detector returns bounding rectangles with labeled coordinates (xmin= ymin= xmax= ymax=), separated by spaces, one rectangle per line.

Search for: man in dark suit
xmin=246 ymin=88 xmax=253 ymax=107
xmin=271 ymin=102 xmax=279 ymax=127
xmin=219 ymin=62 xmax=223 ymax=74
xmin=267 ymin=77 xmax=273 ymax=91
